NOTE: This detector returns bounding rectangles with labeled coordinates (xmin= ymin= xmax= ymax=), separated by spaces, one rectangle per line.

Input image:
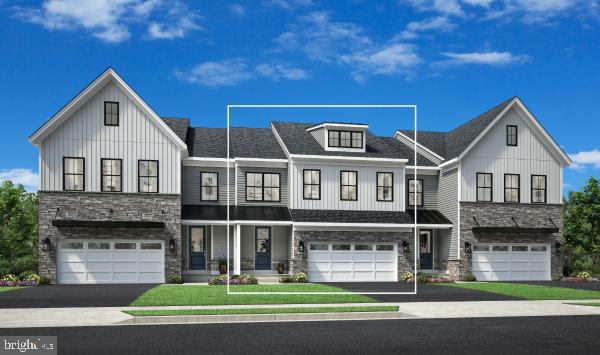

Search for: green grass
xmin=130 ymin=284 xmax=374 ymax=306
xmin=124 ymin=305 xmax=398 ymax=317
xmin=439 ymin=282 xmax=600 ymax=300
xmin=0 ymin=287 xmax=30 ymax=293
xmin=569 ymin=302 xmax=600 ymax=307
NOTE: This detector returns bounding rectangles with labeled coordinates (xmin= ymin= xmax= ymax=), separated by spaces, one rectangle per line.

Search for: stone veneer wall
xmin=38 ymin=191 xmax=181 ymax=283
xmin=291 ymin=231 xmax=415 ymax=279
xmin=459 ymin=202 xmax=564 ymax=279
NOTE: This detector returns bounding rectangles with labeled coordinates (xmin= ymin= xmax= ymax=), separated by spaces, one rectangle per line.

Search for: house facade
xmin=29 ymin=68 xmax=571 ymax=284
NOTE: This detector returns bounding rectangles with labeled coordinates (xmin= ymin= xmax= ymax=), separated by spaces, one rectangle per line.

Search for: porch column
xmin=233 ymin=224 xmax=241 ymax=275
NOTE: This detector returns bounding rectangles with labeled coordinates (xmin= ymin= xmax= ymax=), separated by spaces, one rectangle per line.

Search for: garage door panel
xmin=308 ymin=262 xmax=330 ymax=272
xmin=511 ymin=254 xmax=530 ymax=262
xmin=331 ymin=271 xmax=352 ymax=281
xmin=86 ymin=262 xmax=111 ymax=271
xmin=113 ymin=272 xmax=139 ymax=282
xmin=375 ymin=271 xmax=395 ymax=280
xmin=353 ymin=253 xmax=374 ymax=262
xmin=87 ymin=272 xmax=112 ymax=282
xmin=510 ymin=262 xmax=529 ymax=271
xmin=138 ymin=272 xmax=164 ymax=282
xmin=529 ymin=254 xmax=547 ymax=262
xmin=530 ymin=262 xmax=548 ymax=271
xmin=61 ymin=253 xmax=85 ymax=262
xmin=59 ymin=262 xmax=86 ymax=272
xmin=530 ymin=271 xmax=547 ymax=280
xmin=139 ymin=252 xmax=163 ymax=262
xmin=331 ymin=262 xmax=352 ymax=271
xmin=310 ymin=253 xmax=331 ymax=262
xmin=86 ymin=252 xmax=112 ymax=262
xmin=491 ymin=254 xmax=510 ymax=262
xmin=511 ymin=271 xmax=530 ymax=280
xmin=113 ymin=262 xmax=138 ymax=272
xmin=472 ymin=243 xmax=550 ymax=281
xmin=331 ymin=253 xmax=352 ymax=262
xmin=472 ymin=262 xmax=490 ymax=272
xmin=375 ymin=253 xmax=395 ymax=262
xmin=353 ymin=262 xmax=374 ymax=271
xmin=472 ymin=254 xmax=491 ymax=263
xmin=60 ymin=273 xmax=86 ymax=283
xmin=113 ymin=252 xmax=138 ymax=262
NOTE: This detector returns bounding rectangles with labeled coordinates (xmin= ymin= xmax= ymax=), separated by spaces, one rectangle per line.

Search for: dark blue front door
xmin=189 ymin=226 xmax=206 ymax=270
xmin=255 ymin=227 xmax=271 ymax=270
xmin=419 ymin=230 xmax=433 ymax=270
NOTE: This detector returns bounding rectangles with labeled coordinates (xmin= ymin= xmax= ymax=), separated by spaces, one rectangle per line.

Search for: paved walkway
xmin=2 ymin=300 xmax=600 ymax=328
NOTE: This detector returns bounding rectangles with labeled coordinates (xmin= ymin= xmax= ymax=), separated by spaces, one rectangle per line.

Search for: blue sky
xmin=0 ymin=0 xmax=599 ymax=193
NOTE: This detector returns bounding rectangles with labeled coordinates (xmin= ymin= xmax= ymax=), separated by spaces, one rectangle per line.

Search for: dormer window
xmin=104 ymin=101 xmax=119 ymax=126
xmin=328 ymin=130 xmax=363 ymax=148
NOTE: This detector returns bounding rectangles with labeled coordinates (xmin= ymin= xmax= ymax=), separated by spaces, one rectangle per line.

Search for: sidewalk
xmin=2 ymin=300 xmax=600 ymax=328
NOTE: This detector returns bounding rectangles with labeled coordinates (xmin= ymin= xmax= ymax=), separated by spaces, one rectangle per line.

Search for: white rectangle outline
xmin=226 ymin=104 xmax=418 ymax=295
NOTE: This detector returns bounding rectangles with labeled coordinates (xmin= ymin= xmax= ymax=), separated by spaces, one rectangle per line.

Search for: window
xmin=62 ymin=242 xmax=83 ymax=249
xmin=504 ymin=174 xmax=519 ymax=202
xmin=531 ymin=246 xmax=547 ymax=252
xmin=101 ymin=159 xmax=122 ymax=192
xmin=408 ymin=179 xmax=423 ymax=206
xmin=138 ymin=160 xmax=158 ymax=193
xmin=115 ymin=242 xmax=136 ymax=249
xmin=141 ymin=243 xmax=162 ymax=250
xmin=333 ymin=244 xmax=351 ymax=251
xmin=104 ymin=101 xmax=119 ymax=126
xmin=376 ymin=244 xmax=394 ymax=251
xmin=246 ymin=173 xmax=280 ymax=202
xmin=63 ymin=157 xmax=85 ymax=191
xmin=531 ymin=175 xmax=547 ymax=203
xmin=310 ymin=244 xmax=328 ymax=251
xmin=476 ymin=173 xmax=493 ymax=202
xmin=201 ymin=172 xmax=218 ymax=201
xmin=492 ymin=245 xmax=509 ymax=251
xmin=512 ymin=246 xmax=528 ymax=252
xmin=507 ymin=125 xmax=517 ymax=146
xmin=328 ymin=130 xmax=363 ymax=148
xmin=473 ymin=245 xmax=489 ymax=252
xmin=303 ymin=169 xmax=321 ymax=200
xmin=377 ymin=172 xmax=393 ymax=202
xmin=340 ymin=171 xmax=358 ymax=201
xmin=88 ymin=242 xmax=109 ymax=249
xmin=354 ymin=244 xmax=372 ymax=251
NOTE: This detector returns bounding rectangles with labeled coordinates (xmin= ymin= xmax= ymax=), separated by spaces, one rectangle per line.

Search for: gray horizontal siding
xmin=405 ymin=173 xmax=438 ymax=210
xmin=438 ymin=168 xmax=458 ymax=259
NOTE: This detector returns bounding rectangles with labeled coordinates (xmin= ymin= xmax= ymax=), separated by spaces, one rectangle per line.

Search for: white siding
xmin=460 ymin=107 xmax=562 ymax=204
xmin=292 ymin=163 xmax=405 ymax=211
xmin=40 ymin=81 xmax=181 ymax=193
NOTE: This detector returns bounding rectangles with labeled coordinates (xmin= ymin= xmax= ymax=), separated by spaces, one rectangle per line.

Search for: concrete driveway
xmin=321 ymin=282 xmax=521 ymax=302
xmin=0 ymin=284 xmax=156 ymax=308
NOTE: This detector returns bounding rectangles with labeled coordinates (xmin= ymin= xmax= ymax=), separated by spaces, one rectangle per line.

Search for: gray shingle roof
xmin=161 ymin=117 xmax=190 ymax=142
xmin=291 ymin=209 xmax=451 ymax=224
xmin=271 ymin=121 xmax=406 ymax=159
xmin=399 ymin=97 xmax=516 ymax=160
xmin=380 ymin=137 xmax=437 ymax=166
xmin=185 ymin=127 xmax=286 ymax=159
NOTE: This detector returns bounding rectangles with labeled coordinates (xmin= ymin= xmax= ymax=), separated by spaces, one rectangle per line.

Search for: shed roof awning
xmin=472 ymin=227 xmax=559 ymax=234
xmin=182 ymin=205 xmax=292 ymax=222
xmin=52 ymin=220 xmax=165 ymax=228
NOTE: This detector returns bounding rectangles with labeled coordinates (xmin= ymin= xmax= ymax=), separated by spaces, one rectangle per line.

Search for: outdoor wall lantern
xmin=42 ymin=237 xmax=52 ymax=252
xmin=555 ymin=242 xmax=562 ymax=254
xmin=298 ymin=240 xmax=305 ymax=253
xmin=402 ymin=241 xmax=410 ymax=253
xmin=464 ymin=242 xmax=472 ymax=254
xmin=169 ymin=238 xmax=176 ymax=252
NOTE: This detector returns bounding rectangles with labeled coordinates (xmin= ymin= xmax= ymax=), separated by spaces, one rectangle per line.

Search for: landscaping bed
xmin=438 ymin=282 xmax=600 ymax=300
xmin=130 ymin=284 xmax=374 ymax=306
xmin=124 ymin=305 xmax=398 ymax=317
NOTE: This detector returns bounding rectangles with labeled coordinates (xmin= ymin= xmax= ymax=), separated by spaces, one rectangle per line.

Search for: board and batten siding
xmin=237 ymin=167 xmax=288 ymax=206
xmin=405 ymin=173 xmax=438 ymax=210
xmin=182 ymin=166 xmax=235 ymax=205
xmin=40 ymin=82 xmax=181 ymax=194
xmin=437 ymin=168 xmax=458 ymax=259
xmin=460 ymin=107 xmax=562 ymax=204
xmin=292 ymin=163 xmax=405 ymax=211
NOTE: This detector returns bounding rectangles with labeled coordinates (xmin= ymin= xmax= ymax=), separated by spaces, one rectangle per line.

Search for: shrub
xmin=279 ymin=272 xmax=308 ymax=283
xmin=165 ymin=275 xmax=183 ymax=284
xmin=462 ymin=273 xmax=477 ymax=282
xmin=279 ymin=275 xmax=294 ymax=283
xmin=218 ymin=257 xmax=228 ymax=266
xmin=12 ymin=255 xmax=38 ymax=275
xmin=416 ymin=272 xmax=431 ymax=283
xmin=19 ymin=270 xmax=37 ymax=280
xmin=1 ymin=274 xmax=19 ymax=283
xmin=209 ymin=274 xmax=258 ymax=285
xmin=0 ymin=260 xmax=11 ymax=277
xmin=574 ymin=271 xmax=591 ymax=280
xmin=402 ymin=271 xmax=414 ymax=282
xmin=38 ymin=276 xmax=51 ymax=285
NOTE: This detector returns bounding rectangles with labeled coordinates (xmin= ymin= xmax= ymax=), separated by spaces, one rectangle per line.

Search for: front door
xmin=255 ymin=227 xmax=271 ymax=270
xmin=189 ymin=226 xmax=206 ymax=270
xmin=419 ymin=230 xmax=433 ymax=270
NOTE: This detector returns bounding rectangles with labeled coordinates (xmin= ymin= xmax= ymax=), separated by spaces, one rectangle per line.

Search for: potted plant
xmin=277 ymin=261 xmax=285 ymax=274
xmin=218 ymin=257 xmax=228 ymax=275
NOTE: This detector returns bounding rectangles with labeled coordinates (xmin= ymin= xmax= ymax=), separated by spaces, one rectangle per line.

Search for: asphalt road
xmin=2 ymin=316 xmax=599 ymax=354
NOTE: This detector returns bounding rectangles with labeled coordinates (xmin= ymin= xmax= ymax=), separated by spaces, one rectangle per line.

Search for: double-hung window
xmin=104 ymin=101 xmax=119 ymax=126
xmin=531 ymin=175 xmax=547 ymax=203
xmin=328 ymin=130 xmax=363 ymax=148
xmin=340 ymin=171 xmax=358 ymax=201
xmin=138 ymin=160 xmax=158 ymax=193
xmin=201 ymin=172 xmax=218 ymax=201
xmin=246 ymin=173 xmax=280 ymax=202
xmin=504 ymin=174 xmax=519 ymax=202
xmin=303 ymin=170 xmax=321 ymax=200
xmin=408 ymin=179 xmax=423 ymax=206
xmin=506 ymin=125 xmax=518 ymax=146
xmin=101 ymin=158 xmax=122 ymax=192
xmin=63 ymin=157 xmax=85 ymax=191
xmin=377 ymin=172 xmax=393 ymax=202
xmin=476 ymin=173 xmax=493 ymax=202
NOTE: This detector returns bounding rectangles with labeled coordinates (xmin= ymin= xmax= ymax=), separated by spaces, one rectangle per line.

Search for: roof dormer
xmin=306 ymin=122 xmax=368 ymax=153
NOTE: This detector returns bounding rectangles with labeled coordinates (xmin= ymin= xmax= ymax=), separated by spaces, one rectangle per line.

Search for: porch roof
xmin=51 ymin=220 xmax=165 ymax=228
xmin=471 ymin=216 xmax=559 ymax=234
xmin=182 ymin=205 xmax=292 ymax=222
xmin=290 ymin=209 xmax=451 ymax=225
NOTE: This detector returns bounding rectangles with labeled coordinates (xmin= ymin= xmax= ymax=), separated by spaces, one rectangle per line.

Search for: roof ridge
xmin=448 ymin=96 xmax=516 ymax=134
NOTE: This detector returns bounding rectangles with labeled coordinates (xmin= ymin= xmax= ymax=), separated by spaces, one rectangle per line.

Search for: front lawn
xmin=439 ymin=282 xmax=600 ymax=300
xmin=0 ymin=287 xmax=30 ymax=293
xmin=130 ymin=284 xmax=374 ymax=306
xmin=125 ymin=305 xmax=398 ymax=316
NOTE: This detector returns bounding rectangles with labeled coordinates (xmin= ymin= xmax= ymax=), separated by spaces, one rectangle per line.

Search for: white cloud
xmin=462 ymin=0 xmax=493 ymax=7
xmin=13 ymin=0 xmax=201 ymax=43
xmin=569 ymin=149 xmax=600 ymax=170
xmin=0 ymin=169 xmax=39 ymax=191
xmin=275 ymin=11 xmax=422 ymax=81
xmin=229 ymin=4 xmax=246 ymax=17
xmin=402 ymin=0 xmax=465 ymax=16
xmin=263 ymin=0 xmax=313 ymax=10
xmin=395 ymin=16 xmax=456 ymax=40
xmin=434 ymin=51 xmax=529 ymax=66
xmin=256 ymin=63 xmax=308 ymax=81
xmin=176 ymin=60 xmax=309 ymax=87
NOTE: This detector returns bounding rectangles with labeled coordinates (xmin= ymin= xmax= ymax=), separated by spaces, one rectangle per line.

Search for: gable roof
xmin=29 ymin=68 xmax=187 ymax=152
xmin=186 ymin=127 xmax=286 ymax=159
xmin=161 ymin=117 xmax=190 ymax=142
xmin=397 ymin=97 xmax=571 ymax=166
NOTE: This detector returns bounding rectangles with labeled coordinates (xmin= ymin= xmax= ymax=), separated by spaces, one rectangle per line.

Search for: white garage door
xmin=308 ymin=243 xmax=397 ymax=282
xmin=58 ymin=240 xmax=165 ymax=284
xmin=472 ymin=244 xmax=550 ymax=281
